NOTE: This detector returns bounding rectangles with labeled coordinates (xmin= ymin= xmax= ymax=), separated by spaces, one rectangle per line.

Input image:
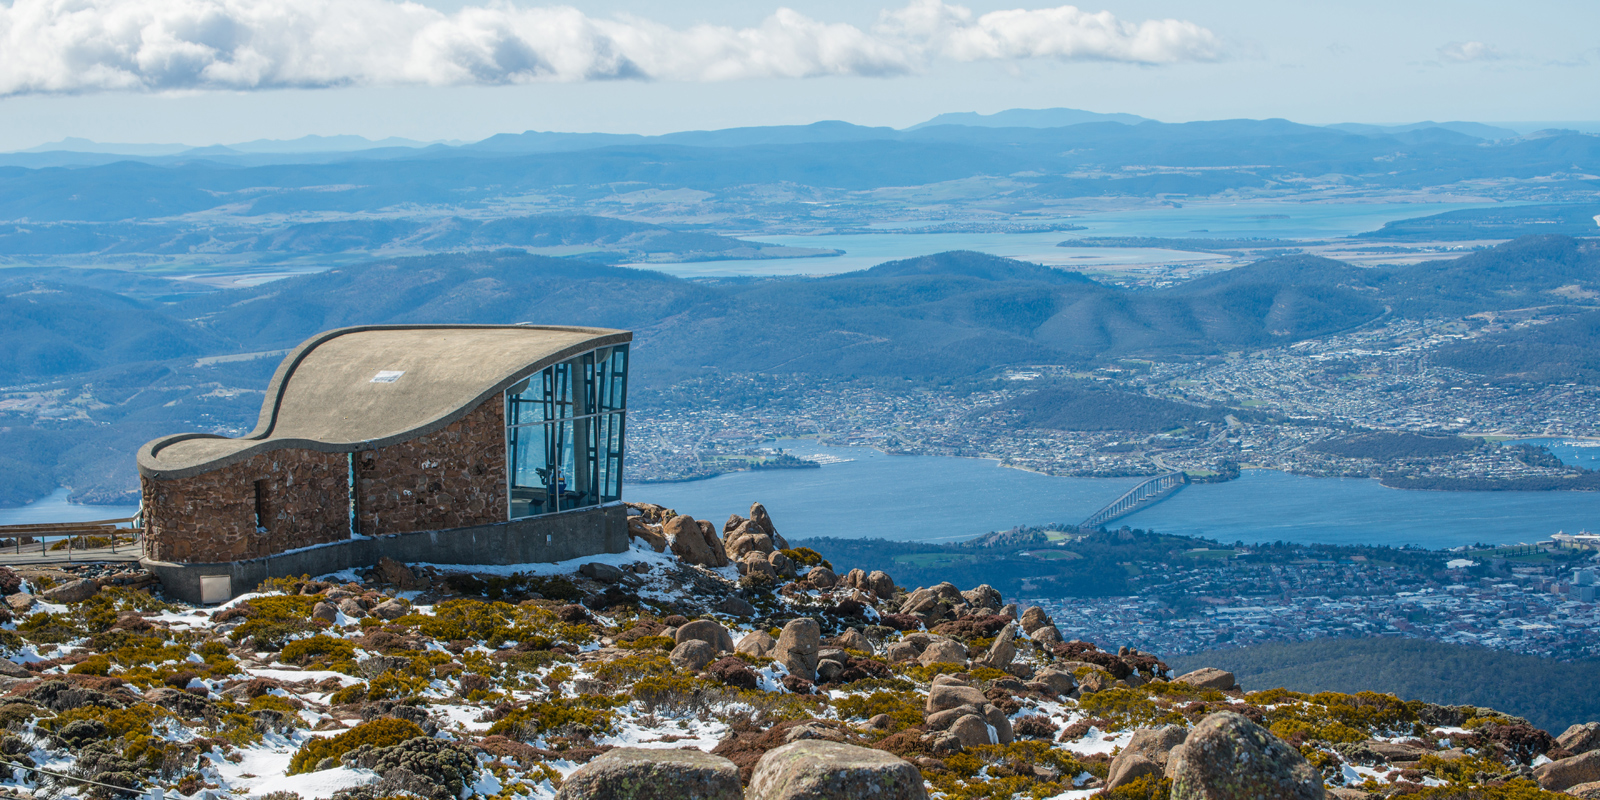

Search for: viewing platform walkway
xmin=0 ymin=518 xmax=141 ymax=566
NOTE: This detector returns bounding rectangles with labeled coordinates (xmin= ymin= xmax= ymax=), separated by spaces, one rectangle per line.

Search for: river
xmin=637 ymin=441 xmax=1600 ymax=549
xmin=651 ymin=200 xmax=1507 ymax=278
xmin=0 ymin=488 xmax=139 ymax=527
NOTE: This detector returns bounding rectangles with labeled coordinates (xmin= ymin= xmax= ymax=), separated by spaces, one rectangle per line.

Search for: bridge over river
xmin=1078 ymin=470 xmax=1188 ymax=530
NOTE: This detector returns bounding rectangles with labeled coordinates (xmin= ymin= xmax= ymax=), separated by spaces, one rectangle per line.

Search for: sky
xmin=1 ymin=0 xmax=1597 ymax=150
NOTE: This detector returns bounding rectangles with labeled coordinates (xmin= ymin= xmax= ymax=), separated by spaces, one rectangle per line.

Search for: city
xmin=627 ymin=314 xmax=1600 ymax=485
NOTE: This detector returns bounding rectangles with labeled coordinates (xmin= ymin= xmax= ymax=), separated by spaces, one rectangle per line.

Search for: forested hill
xmin=66 ymin=235 xmax=1600 ymax=386
xmin=1169 ymin=637 xmax=1600 ymax=732
xmin=3 ymin=235 xmax=1598 ymax=389
xmin=2 ymin=235 xmax=1599 ymax=504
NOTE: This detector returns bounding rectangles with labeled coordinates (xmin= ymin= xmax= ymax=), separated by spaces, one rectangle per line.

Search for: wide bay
xmin=638 ymin=441 xmax=1600 ymax=549
xmin=652 ymin=201 xmax=1507 ymax=278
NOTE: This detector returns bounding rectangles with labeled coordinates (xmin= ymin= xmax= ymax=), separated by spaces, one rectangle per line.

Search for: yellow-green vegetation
xmin=486 ymin=697 xmax=622 ymax=741
xmin=400 ymin=598 xmax=593 ymax=649
xmin=1401 ymin=781 xmax=1574 ymax=799
xmin=592 ymin=651 xmax=674 ymax=684
xmin=68 ymin=655 xmax=112 ymax=675
xmin=231 ymin=595 xmax=322 ymax=648
xmin=1099 ymin=774 xmax=1171 ymax=800
xmin=1076 ymin=687 xmax=1178 ymax=730
xmin=1259 ymin=690 xmax=1421 ymax=743
xmin=287 ymin=718 xmax=425 ymax=774
xmin=780 ymin=548 xmax=824 ymax=567
xmin=16 ymin=611 xmax=82 ymax=643
xmin=616 ymin=635 xmax=675 ymax=651
xmin=926 ymin=741 xmax=1088 ymax=800
xmin=280 ymin=634 xmax=357 ymax=669
xmin=832 ymin=691 xmax=924 ymax=730
xmin=899 ymin=662 xmax=969 ymax=682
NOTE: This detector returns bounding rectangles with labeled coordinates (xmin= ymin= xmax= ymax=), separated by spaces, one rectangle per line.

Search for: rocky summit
xmin=0 ymin=502 xmax=1591 ymax=800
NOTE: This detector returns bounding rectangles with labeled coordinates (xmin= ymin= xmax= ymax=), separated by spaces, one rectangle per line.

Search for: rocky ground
xmin=0 ymin=502 xmax=1597 ymax=799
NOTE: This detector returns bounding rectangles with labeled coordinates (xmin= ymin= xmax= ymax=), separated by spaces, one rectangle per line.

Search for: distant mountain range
xmin=1325 ymin=121 xmax=1521 ymax=140
xmin=906 ymin=108 xmax=1155 ymax=129
xmin=3 ymin=117 xmax=1598 ymax=216
xmin=10 ymin=108 xmax=1592 ymax=164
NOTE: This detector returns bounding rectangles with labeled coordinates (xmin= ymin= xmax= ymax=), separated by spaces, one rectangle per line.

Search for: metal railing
xmin=0 ymin=517 xmax=141 ymax=563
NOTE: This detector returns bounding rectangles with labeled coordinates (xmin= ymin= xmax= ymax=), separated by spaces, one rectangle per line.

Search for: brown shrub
xmin=931 ymin=614 xmax=1010 ymax=640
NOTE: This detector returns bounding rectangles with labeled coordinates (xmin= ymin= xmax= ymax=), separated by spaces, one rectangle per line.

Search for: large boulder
xmin=747 ymin=740 xmax=926 ymax=800
xmin=899 ymin=583 xmax=961 ymax=616
xmin=1567 ymin=782 xmax=1600 ymax=800
xmin=666 ymin=515 xmax=728 ymax=568
xmin=948 ymin=714 xmax=992 ymax=749
xmin=41 ymin=579 xmax=99 ymax=604
xmin=926 ymin=683 xmax=988 ymax=714
xmin=918 ymin=639 xmax=967 ymax=667
xmin=830 ymin=628 xmax=872 ymax=654
xmin=579 ymin=562 xmax=625 ymax=583
xmin=1174 ymin=667 xmax=1237 ymax=691
xmin=553 ymin=747 xmax=741 ymax=800
xmin=807 ymin=566 xmax=837 ymax=590
xmin=979 ymin=622 xmax=1017 ymax=669
xmin=749 ymin=503 xmax=789 ymax=549
xmin=1561 ymin=723 xmax=1600 ymax=756
xmin=959 ymin=584 xmax=1002 ymax=612
xmin=1030 ymin=667 xmax=1077 ymax=697
xmin=725 ymin=526 xmax=776 ymax=561
xmin=676 ymin=620 xmax=735 ymax=654
xmin=866 ymin=570 xmax=895 ymax=597
xmin=627 ymin=518 xmax=667 ymax=552
xmin=374 ymin=556 xmax=425 ymax=589
xmin=736 ymin=630 xmax=776 ymax=658
xmin=1029 ymin=625 xmax=1064 ymax=648
xmin=1107 ymin=725 xmax=1188 ymax=790
xmin=776 ymin=618 xmax=821 ymax=681
xmin=1167 ymin=712 xmax=1323 ymax=800
xmin=669 ymin=640 xmax=717 ymax=672
xmin=1535 ymin=749 xmax=1600 ymax=791
xmin=1106 ymin=755 xmax=1162 ymax=792
xmin=1019 ymin=606 xmax=1051 ymax=633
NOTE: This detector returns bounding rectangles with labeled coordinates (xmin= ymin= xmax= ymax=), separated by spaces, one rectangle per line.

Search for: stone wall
xmin=144 ymin=504 xmax=629 ymax=603
xmin=356 ymin=396 xmax=507 ymax=536
xmin=143 ymin=449 xmax=349 ymax=563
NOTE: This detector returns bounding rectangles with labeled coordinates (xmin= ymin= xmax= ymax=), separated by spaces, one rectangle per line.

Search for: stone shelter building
xmin=137 ymin=324 xmax=632 ymax=602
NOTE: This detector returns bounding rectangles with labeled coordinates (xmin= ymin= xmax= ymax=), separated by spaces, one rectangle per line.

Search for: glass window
xmin=506 ymin=344 xmax=628 ymax=519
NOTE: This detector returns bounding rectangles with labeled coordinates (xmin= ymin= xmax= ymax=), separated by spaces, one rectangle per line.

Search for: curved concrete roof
xmin=139 ymin=324 xmax=631 ymax=479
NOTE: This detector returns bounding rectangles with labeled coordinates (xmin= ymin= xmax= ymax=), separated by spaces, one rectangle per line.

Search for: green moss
xmin=287 ymin=718 xmax=425 ymax=774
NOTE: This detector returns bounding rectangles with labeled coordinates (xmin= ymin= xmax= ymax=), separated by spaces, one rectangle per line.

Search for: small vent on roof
xmin=371 ymin=370 xmax=405 ymax=383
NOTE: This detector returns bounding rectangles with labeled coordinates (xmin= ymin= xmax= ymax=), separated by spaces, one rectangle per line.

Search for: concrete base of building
xmin=142 ymin=504 xmax=629 ymax=604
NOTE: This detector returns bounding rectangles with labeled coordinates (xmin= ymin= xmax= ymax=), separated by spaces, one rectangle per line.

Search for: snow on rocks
xmin=0 ymin=501 xmax=1587 ymax=800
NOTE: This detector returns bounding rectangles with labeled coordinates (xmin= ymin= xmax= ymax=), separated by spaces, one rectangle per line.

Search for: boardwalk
xmin=1078 ymin=471 xmax=1188 ymax=530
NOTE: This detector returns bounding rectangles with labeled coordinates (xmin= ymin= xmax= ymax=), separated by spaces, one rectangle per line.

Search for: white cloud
xmin=0 ymin=0 xmax=1224 ymax=95
xmin=1437 ymin=41 xmax=1503 ymax=63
